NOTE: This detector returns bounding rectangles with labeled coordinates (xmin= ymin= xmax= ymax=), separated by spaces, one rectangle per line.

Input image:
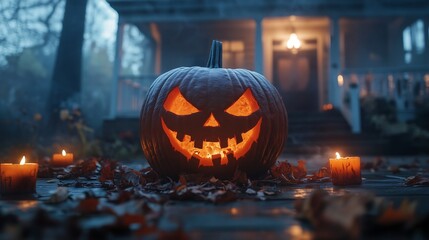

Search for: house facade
xmin=107 ymin=0 xmax=429 ymax=133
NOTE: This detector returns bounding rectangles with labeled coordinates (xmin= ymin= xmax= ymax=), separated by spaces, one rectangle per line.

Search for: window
xmin=222 ymin=40 xmax=245 ymax=68
xmin=121 ymin=24 xmax=145 ymax=76
xmin=413 ymin=20 xmax=425 ymax=53
xmin=402 ymin=19 xmax=426 ymax=64
xmin=403 ymin=27 xmax=412 ymax=63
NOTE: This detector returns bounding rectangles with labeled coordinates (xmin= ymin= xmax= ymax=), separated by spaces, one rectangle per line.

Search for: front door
xmin=273 ymin=49 xmax=318 ymax=112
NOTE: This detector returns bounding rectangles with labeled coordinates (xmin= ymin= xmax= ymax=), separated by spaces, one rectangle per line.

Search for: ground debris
xmin=295 ymin=189 xmax=426 ymax=239
xmin=405 ymin=175 xmax=429 ymax=186
xmin=45 ymin=187 xmax=69 ymax=204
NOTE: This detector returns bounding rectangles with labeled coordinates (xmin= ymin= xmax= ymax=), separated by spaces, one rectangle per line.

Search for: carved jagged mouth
xmin=161 ymin=118 xmax=262 ymax=167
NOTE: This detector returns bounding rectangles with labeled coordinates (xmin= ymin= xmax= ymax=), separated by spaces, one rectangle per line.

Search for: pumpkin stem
xmin=206 ymin=40 xmax=222 ymax=68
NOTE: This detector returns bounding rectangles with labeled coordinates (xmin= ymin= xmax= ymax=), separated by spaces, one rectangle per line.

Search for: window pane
xmin=403 ymin=27 xmax=412 ymax=51
xmin=412 ymin=19 xmax=425 ymax=53
xmin=121 ymin=24 xmax=145 ymax=76
xmin=404 ymin=52 xmax=412 ymax=63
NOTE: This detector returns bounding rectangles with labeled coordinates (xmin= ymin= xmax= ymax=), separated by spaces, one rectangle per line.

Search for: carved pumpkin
xmin=140 ymin=40 xmax=287 ymax=178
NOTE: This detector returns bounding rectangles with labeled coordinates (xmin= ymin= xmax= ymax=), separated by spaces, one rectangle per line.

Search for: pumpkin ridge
xmin=244 ymin=70 xmax=277 ymax=167
xmin=248 ymin=70 xmax=287 ymax=166
xmin=226 ymin=68 xmax=246 ymax=95
xmin=141 ymin=69 xmax=178 ymax=174
xmin=152 ymin=69 xmax=187 ymax=174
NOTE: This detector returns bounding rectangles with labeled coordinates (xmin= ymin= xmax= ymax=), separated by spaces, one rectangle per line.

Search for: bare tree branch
xmin=0 ymin=0 xmax=65 ymax=62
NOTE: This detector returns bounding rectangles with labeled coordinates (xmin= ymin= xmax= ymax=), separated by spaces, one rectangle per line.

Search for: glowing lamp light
xmin=62 ymin=150 xmax=67 ymax=156
xmin=286 ymin=33 xmax=301 ymax=50
xmin=337 ymin=75 xmax=344 ymax=87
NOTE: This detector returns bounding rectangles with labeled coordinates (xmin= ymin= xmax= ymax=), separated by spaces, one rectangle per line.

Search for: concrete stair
xmin=103 ymin=110 xmax=402 ymax=156
xmin=284 ymin=110 xmax=390 ymax=155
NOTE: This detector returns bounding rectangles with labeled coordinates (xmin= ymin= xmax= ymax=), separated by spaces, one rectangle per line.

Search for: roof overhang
xmin=107 ymin=0 xmax=429 ymax=22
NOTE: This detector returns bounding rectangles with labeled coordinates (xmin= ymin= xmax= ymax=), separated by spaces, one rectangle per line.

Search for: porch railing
xmin=340 ymin=67 xmax=429 ymax=131
xmin=339 ymin=80 xmax=361 ymax=133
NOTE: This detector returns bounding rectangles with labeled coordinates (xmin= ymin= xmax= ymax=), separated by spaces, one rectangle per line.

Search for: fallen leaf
xmin=45 ymin=187 xmax=69 ymax=204
xmin=307 ymin=167 xmax=330 ymax=182
xmin=270 ymin=161 xmax=292 ymax=179
xmin=99 ymin=161 xmax=116 ymax=183
xmin=158 ymin=227 xmax=189 ymax=240
xmin=245 ymin=188 xmax=257 ymax=195
xmin=77 ymin=198 xmax=100 ymax=215
xmin=292 ymin=160 xmax=307 ymax=179
xmin=387 ymin=165 xmax=400 ymax=174
xmin=295 ymin=190 xmax=375 ymax=239
xmin=270 ymin=160 xmax=306 ymax=184
xmin=377 ymin=200 xmax=416 ymax=226
xmin=405 ymin=175 xmax=429 ymax=186
xmin=362 ymin=156 xmax=384 ymax=171
xmin=206 ymin=190 xmax=237 ymax=204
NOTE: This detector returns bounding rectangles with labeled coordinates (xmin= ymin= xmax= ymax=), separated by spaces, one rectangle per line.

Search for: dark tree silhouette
xmin=48 ymin=0 xmax=88 ymax=129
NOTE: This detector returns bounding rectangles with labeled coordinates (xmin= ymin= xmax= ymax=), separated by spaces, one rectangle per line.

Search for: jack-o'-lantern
xmin=140 ymin=40 xmax=287 ymax=178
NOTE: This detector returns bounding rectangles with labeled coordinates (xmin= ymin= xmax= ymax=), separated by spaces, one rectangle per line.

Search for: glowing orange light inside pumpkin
xmin=225 ymin=88 xmax=259 ymax=116
xmin=161 ymin=88 xmax=262 ymax=167
xmin=161 ymin=118 xmax=261 ymax=166
xmin=163 ymin=87 xmax=199 ymax=115
xmin=204 ymin=113 xmax=220 ymax=127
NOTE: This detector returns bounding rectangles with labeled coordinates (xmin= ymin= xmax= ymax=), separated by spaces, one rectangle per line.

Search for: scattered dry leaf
xmin=99 ymin=161 xmax=116 ymax=183
xmin=308 ymin=167 xmax=330 ymax=182
xmin=362 ymin=156 xmax=384 ymax=171
xmin=292 ymin=160 xmax=307 ymax=179
xmin=377 ymin=200 xmax=416 ymax=226
xmin=387 ymin=165 xmax=400 ymax=174
xmin=46 ymin=187 xmax=69 ymax=204
xmin=77 ymin=198 xmax=100 ymax=214
xmin=405 ymin=175 xmax=429 ymax=186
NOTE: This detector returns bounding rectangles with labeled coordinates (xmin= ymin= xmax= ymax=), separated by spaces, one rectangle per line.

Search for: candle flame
xmin=62 ymin=150 xmax=66 ymax=156
xmin=335 ymin=152 xmax=341 ymax=159
xmin=20 ymin=156 xmax=26 ymax=165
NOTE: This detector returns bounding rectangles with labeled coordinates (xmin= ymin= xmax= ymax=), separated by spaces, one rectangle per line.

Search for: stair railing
xmin=338 ymin=75 xmax=361 ymax=134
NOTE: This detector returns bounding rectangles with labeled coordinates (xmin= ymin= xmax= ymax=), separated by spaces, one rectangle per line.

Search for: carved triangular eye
xmin=225 ymin=88 xmax=260 ymax=116
xmin=164 ymin=87 xmax=200 ymax=115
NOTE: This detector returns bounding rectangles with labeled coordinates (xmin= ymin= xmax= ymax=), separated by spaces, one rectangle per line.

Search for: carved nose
xmin=203 ymin=113 xmax=220 ymax=127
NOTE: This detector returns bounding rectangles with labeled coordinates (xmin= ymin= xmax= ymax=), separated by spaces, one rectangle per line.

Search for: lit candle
xmin=52 ymin=150 xmax=73 ymax=167
xmin=329 ymin=152 xmax=361 ymax=186
xmin=0 ymin=156 xmax=38 ymax=195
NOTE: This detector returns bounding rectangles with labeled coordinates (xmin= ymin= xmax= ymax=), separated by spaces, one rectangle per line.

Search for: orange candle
xmin=329 ymin=152 xmax=361 ymax=186
xmin=0 ymin=156 xmax=38 ymax=195
xmin=52 ymin=150 xmax=73 ymax=167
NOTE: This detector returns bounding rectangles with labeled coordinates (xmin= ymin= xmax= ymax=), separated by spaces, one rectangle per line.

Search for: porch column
xmin=110 ymin=19 xmax=124 ymax=118
xmin=254 ymin=18 xmax=263 ymax=74
xmin=329 ymin=17 xmax=341 ymax=108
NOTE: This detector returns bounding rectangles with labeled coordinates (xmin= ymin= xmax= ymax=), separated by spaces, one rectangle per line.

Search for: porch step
xmin=284 ymin=110 xmax=390 ymax=155
xmin=102 ymin=110 xmax=410 ymax=156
